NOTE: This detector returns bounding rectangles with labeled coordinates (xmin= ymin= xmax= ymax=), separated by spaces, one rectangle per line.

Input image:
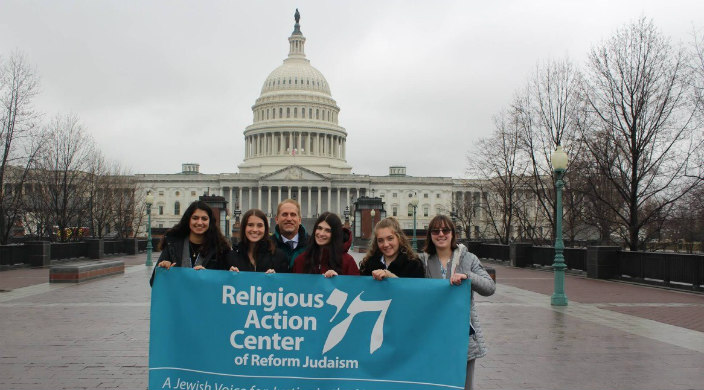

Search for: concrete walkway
xmin=0 ymin=253 xmax=702 ymax=389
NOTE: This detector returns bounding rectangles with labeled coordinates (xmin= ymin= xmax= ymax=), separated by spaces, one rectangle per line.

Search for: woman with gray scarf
xmin=419 ymin=215 xmax=495 ymax=390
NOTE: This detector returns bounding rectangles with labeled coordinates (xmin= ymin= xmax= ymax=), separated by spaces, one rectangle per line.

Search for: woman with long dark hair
xmin=149 ymin=201 xmax=234 ymax=286
xmin=292 ymin=212 xmax=359 ymax=277
xmin=359 ymin=217 xmax=424 ymax=279
xmin=231 ymin=209 xmax=288 ymax=273
xmin=419 ymin=215 xmax=495 ymax=390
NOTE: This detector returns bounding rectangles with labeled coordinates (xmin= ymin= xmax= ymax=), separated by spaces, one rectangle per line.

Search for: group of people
xmin=150 ymin=198 xmax=496 ymax=390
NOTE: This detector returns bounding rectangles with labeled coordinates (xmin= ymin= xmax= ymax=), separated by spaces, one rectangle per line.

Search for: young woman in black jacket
xmin=150 ymin=201 xmax=234 ymax=286
xmin=359 ymin=217 xmax=424 ymax=280
xmin=231 ymin=209 xmax=288 ymax=273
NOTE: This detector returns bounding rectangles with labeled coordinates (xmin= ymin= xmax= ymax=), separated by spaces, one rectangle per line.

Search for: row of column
xmin=245 ymin=131 xmax=346 ymax=159
xmin=255 ymin=106 xmax=337 ymax=123
xmin=455 ymin=191 xmax=484 ymax=219
xmin=224 ymin=186 xmax=366 ymax=219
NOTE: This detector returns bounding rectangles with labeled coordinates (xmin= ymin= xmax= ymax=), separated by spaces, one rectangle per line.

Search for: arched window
xmin=279 ymin=107 xmax=283 ymax=118
xmin=287 ymin=107 xmax=290 ymax=118
xmin=174 ymin=201 xmax=180 ymax=215
xmin=302 ymin=107 xmax=305 ymax=118
xmin=316 ymin=109 xmax=319 ymax=119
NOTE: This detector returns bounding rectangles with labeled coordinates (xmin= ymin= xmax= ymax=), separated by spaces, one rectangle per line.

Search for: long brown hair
xmin=303 ymin=212 xmax=344 ymax=273
xmin=159 ymin=201 xmax=231 ymax=257
xmin=239 ymin=209 xmax=276 ymax=258
xmin=422 ymin=215 xmax=457 ymax=255
xmin=360 ymin=217 xmax=417 ymax=269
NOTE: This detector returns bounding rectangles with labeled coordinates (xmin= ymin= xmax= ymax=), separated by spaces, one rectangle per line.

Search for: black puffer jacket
xmin=359 ymin=250 xmax=425 ymax=278
xmin=232 ymin=239 xmax=289 ymax=273
xmin=149 ymin=236 xmax=234 ymax=286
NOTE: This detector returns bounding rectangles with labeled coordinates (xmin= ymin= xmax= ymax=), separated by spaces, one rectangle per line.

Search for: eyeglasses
xmin=430 ymin=228 xmax=452 ymax=236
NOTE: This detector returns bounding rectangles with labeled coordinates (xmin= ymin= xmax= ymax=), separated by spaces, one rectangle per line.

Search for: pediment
xmin=259 ymin=165 xmax=328 ymax=182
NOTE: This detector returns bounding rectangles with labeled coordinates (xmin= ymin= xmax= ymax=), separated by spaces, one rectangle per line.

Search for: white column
xmin=257 ymin=186 xmax=262 ymax=209
xmin=337 ymin=188 xmax=341 ymax=214
xmin=238 ymin=187 xmax=243 ymax=209
xmin=268 ymin=187 xmax=272 ymax=215
xmin=307 ymin=186 xmax=312 ymax=217
xmin=248 ymin=187 xmax=253 ymax=210
xmin=277 ymin=186 xmax=281 ymax=205
xmin=327 ymin=187 xmax=331 ymax=213
xmin=298 ymin=186 xmax=302 ymax=207
xmin=317 ymin=187 xmax=322 ymax=216
xmin=288 ymin=186 xmax=292 ymax=199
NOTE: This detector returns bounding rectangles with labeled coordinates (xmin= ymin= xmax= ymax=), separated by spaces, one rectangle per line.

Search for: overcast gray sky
xmin=1 ymin=1 xmax=702 ymax=178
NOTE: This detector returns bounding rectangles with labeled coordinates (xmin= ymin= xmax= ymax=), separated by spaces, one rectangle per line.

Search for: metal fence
xmin=460 ymin=241 xmax=703 ymax=291
xmin=618 ymin=251 xmax=704 ymax=289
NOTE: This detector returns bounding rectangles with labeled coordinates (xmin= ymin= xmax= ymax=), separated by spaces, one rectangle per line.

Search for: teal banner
xmin=149 ymin=267 xmax=470 ymax=390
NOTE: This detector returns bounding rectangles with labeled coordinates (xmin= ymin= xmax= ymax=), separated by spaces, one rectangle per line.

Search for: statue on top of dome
xmin=295 ymin=9 xmax=300 ymax=24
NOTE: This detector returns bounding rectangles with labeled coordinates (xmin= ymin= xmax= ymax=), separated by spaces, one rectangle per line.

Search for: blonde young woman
xmin=359 ymin=217 xmax=424 ymax=279
xmin=419 ymin=215 xmax=495 ymax=390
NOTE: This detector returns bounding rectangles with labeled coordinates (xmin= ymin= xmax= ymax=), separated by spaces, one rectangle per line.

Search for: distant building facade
xmin=135 ymin=13 xmax=539 ymax=240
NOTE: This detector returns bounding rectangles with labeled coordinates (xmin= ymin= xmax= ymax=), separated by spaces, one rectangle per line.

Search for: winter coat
xmin=359 ymin=250 xmax=425 ymax=278
xmin=419 ymin=243 xmax=496 ymax=360
xmin=149 ymin=235 xmax=235 ymax=286
xmin=292 ymin=227 xmax=359 ymax=275
xmin=272 ymin=224 xmax=309 ymax=269
xmin=232 ymin=239 xmax=289 ymax=273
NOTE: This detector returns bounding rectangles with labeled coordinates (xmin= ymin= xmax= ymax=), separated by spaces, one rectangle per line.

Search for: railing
xmin=0 ymin=239 xmax=160 ymax=267
xmin=457 ymin=240 xmax=703 ymax=292
xmin=475 ymin=244 xmax=510 ymax=261
xmin=50 ymin=242 xmax=87 ymax=260
xmin=618 ymin=251 xmax=704 ymax=289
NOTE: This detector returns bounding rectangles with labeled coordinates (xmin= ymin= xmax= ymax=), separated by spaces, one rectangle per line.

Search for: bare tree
xmin=36 ymin=114 xmax=96 ymax=241
xmin=451 ymin=196 xmax=476 ymax=240
xmin=688 ymin=28 xmax=704 ymax=182
xmin=514 ymin=59 xmax=592 ymax=246
xmin=582 ymin=18 xmax=701 ymax=250
xmin=0 ymin=51 xmax=42 ymax=244
xmin=467 ymin=110 xmax=530 ymax=244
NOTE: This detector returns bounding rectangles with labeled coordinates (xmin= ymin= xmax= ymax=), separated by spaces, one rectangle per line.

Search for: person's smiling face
xmin=376 ymin=227 xmax=400 ymax=261
xmin=315 ymin=221 xmax=332 ymax=246
xmin=245 ymin=215 xmax=266 ymax=244
xmin=189 ymin=209 xmax=210 ymax=236
xmin=430 ymin=224 xmax=452 ymax=250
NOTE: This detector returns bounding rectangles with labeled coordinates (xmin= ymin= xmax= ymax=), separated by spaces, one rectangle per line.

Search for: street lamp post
xmin=450 ymin=209 xmax=458 ymax=238
xmin=226 ymin=214 xmax=231 ymax=238
xmin=410 ymin=195 xmax=419 ymax=251
xmin=343 ymin=206 xmax=350 ymax=225
xmin=550 ymin=145 xmax=569 ymax=306
xmin=370 ymin=209 xmax=376 ymax=242
xmin=145 ymin=191 xmax=154 ymax=267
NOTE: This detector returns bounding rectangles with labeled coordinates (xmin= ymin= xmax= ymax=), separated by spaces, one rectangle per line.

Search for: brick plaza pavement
xmin=0 ymin=252 xmax=702 ymax=390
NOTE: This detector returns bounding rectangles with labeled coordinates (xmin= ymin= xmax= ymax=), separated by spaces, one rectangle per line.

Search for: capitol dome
xmin=261 ymin=60 xmax=331 ymax=96
xmin=238 ymin=10 xmax=352 ymax=175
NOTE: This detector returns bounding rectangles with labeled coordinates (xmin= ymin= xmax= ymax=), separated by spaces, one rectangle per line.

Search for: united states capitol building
xmin=136 ymin=12 xmax=493 ymax=238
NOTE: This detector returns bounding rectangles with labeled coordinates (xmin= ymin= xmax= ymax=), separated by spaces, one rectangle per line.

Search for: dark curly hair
xmin=159 ymin=201 xmax=231 ymax=258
